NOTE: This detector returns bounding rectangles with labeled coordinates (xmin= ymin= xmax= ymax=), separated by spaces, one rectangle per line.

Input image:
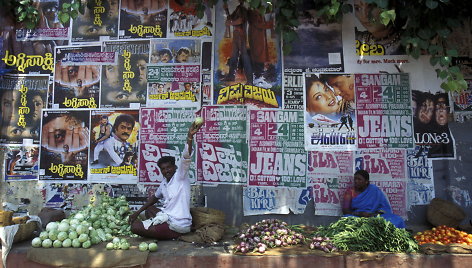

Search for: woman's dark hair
xmin=354 ymin=169 xmax=370 ymax=181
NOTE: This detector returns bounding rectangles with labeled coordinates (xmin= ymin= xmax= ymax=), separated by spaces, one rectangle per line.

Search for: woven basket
xmin=427 ymin=198 xmax=466 ymax=227
xmin=13 ymin=221 xmax=37 ymax=243
xmin=0 ymin=211 xmax=14 ymax=227
xmin=190 ymin=207 xmax=225 ymax=229
xmin=195 ymin=224 xmax=225 ymax=243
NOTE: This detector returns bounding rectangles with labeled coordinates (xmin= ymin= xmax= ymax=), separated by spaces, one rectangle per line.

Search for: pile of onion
xmin=233 ymin=219 xmax=305 ymax=254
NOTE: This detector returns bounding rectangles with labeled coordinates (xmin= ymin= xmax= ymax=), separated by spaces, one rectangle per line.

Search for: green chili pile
xmin=314 ymin=216 xmax=419 ymax=253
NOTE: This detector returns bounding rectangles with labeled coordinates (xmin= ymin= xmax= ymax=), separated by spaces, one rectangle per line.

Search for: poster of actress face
xmin=39 ymin=109 xmax=90 ymax=181
xmin=0 ymin=74 xmax=49 ymax=144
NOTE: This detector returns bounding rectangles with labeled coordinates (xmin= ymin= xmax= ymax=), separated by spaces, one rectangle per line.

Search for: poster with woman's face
xmin=0 ymin=74 xmax=49 ymax=144
xmin=303 ymin=73 xmax=357 ymax=151
xmin=353 ymin=0 xmax=406 ymax=56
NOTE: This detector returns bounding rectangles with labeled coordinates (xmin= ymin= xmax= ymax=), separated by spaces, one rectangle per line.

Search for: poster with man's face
xmin=412 ymin=90 xmax=456 ymax=159
xmin=89 ymin=109 xmax=140 ymax=184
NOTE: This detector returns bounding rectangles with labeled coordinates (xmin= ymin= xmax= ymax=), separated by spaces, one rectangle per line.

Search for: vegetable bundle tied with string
xmin=314 ymin=216 xmax=418 ymax=253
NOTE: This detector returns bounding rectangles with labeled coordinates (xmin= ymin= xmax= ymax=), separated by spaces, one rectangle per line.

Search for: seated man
xmin=342 ymin=169 xmax=406 ymax=228
xmin=129 ymin=121 xmax=202 ymax=239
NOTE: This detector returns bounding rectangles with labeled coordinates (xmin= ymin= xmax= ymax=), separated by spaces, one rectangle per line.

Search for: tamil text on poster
xmin=304 ymin=73 xmax=357 ymax=151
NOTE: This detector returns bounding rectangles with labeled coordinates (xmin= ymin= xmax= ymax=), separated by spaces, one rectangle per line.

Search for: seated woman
xmin=342 ymin=169 xmax=406 ymax=228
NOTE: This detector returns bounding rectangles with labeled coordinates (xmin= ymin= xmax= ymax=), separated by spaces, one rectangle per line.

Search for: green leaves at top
xmin=62 ymin=2 xmax=71 ymax=10
xmin=379 ymin=9 xmax=396 ymax=25
xmin=59 ymin=12 xmax=70 ymax=25
xmin=425 ymin=0 xmax=439 ymax=9
xmin=72 ymin=1 xmax=80 ymax=10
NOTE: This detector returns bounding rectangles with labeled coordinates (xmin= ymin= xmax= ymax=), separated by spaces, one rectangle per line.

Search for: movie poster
xmin=110 ymin=184 xmax=154 ymax=210
xmin=282 ymin=1 xmax=343 ymax=110
xmin=451 ymin=57 xmax=472 ymax=122
xmin=195 ymin=105 xmax=248 ymax=184
xmin=147 ymin=39 xmax=201 ymax=107
xmin=4 ymin=145 xmax=39 ymax=181
xmin=213 ymin=0 xmax=282 ymax=108
xmin=307 ymin=151 xmax=354 ymax=216
xmin=17 ymin=0 xmax=70 ymax=43
xmin=201 ymin=40 xmax=213 ymax=105
xmin=242 ymin=186 xmax=304 ymax=216
xmin=303 ymin=73 xmax=357 ymax=151
xmin=40 ymin=183 xmax=103 ymax=210
xmin=147 ymin=64 xmax=201 ymax=107
xmin=355 ymin=73 xmax=414 ymax=149
xmin=167 ymin=0 xmax=214 ymax=38
xmin=53 ymin=45 xmax=103 ymax=108
xmin=139 ymin=107 xmax=197 ymax=184
xmin=71 ymin=0 xmax=119 ymax=43
xmin=101 ymin=40 xmax=149 ymax=108
xmin=355 ymin=149 xmax=408 ymax=217
xmin=39 ymin=109 xmax=90 ymax=181
xmin=119 ymin=0 xmax=167 ymax=39
xmin=248 ymin=109 xmax=306 ymax=188
xmin=150 ymin=38 xmax=201 ymax=64
xmin=353 ymin=0 xmax=406 ymax=56
xmin=412 ymin=90 xmax=456 ymax=159
xmin=407 ymin=146 xmax=435 ymax=207
xmin=0 ymin=0 xmax=69 ymax=75
xmin=89 ymin=109 xmax=140 ymax=183
xmin=0 ymin=74 xmax=49 ymax=144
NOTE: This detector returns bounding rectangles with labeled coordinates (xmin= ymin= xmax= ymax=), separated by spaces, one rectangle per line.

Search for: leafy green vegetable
xmin=314 ymin=216 xmax=418 ymax=253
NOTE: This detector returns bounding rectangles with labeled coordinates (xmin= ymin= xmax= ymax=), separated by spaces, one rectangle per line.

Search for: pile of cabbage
xmin=31 ymin=194 xmax=133 ymax=248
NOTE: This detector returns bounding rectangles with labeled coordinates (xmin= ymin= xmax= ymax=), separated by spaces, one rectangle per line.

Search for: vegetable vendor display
xmin=233 ymin=219 xmax=305 ymax=254
xmin=32 ymin=194 xmax=133 ymax=249
xmin=313 ymin=216 xmax=418 ymax=253
xmin=414 ymin=225 xmax=472 ymax=245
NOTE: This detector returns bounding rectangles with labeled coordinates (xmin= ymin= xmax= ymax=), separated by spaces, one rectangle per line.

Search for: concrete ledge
xmin=3 ymin=240 xmax=472 ymax=268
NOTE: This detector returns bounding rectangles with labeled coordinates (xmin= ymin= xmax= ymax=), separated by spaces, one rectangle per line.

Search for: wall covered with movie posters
xmin=0 ymin=0 xmax=471 ymax=227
